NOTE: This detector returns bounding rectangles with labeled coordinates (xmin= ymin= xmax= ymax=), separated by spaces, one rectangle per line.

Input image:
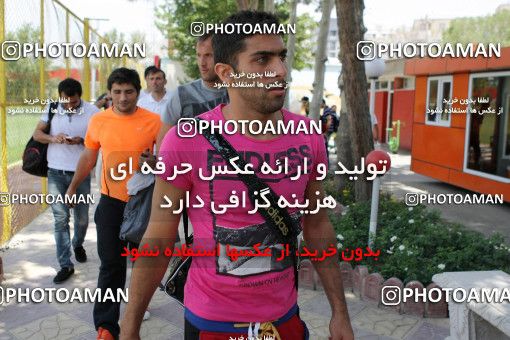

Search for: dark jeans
xmin=184 ymin=319 xmax=200 ymax=339
xmin=48 ymin=168 xmax=90 ymax=269
xmin=93 ymin=194 xmax=130 ymax=339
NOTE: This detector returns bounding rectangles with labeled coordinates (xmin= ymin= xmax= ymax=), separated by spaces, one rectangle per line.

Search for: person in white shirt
xmin=137 ymin=66 xmax=155 ymax=101
xmin=32 ymin=78 xmax=99 ymax=283
xmin=137 ymin=66 xmax=170 ymax=116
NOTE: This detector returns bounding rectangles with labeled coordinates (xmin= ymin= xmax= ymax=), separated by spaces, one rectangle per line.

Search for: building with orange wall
xmin=47 ymin=68 xmax=83 ymax=81
xmin=405 ymin=47 xmax=510 ymax=202
xmin=371 ymin=59 xmax=415 ymax=150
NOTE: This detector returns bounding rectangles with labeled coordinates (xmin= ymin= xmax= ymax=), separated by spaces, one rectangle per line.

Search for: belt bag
xmin=161 ymin=118 xmax=300 ymax=305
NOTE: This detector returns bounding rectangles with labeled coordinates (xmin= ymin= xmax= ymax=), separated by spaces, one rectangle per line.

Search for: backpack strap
xmin=44 ymin=102 xmax=59 ymax=134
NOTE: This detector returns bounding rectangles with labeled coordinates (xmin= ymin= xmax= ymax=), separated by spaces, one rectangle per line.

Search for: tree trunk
xmin=336 ymin=0 xmax=373 ymax=201
xmin=236 ymin=0 xmax=259 ymax=10
xmin=335 ymin=72 xmax=354 ymax=194
xmin=284 ymin=0 xmax=298 ymax=109
xmin=264 ymin=0 xmax=275 ymax=12
xmin=309 ymin=0 xmax=333 ymax=121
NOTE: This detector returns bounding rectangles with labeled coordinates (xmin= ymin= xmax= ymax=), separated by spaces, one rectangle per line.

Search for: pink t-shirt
xmin=159 ymin=104 xmax=327 ymax=322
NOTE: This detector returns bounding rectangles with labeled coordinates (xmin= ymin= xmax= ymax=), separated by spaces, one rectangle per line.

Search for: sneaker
xmin=143 ymin=310 xmax=151 ymax=321
xmin=74 ymin=246 xmax=87 ymax=263
xmin=53 ymin=267 xmax=74 ymax=284
xmin=97 ymin=327 xmax=114 ymax=340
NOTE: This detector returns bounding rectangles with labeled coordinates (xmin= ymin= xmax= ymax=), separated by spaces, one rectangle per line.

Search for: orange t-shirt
xmin=84 ymin=107 xmax=162 ymax=202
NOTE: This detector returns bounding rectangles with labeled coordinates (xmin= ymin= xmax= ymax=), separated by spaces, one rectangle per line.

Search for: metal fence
xmin=0 ymin=0 xmax=144 ymax=243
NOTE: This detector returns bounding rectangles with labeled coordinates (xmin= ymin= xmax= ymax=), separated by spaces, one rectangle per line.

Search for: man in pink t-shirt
xmin=121 ymin=10 xmax=354 ymax=340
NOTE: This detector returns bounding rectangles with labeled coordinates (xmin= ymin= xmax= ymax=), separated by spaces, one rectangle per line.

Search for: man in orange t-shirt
xmin=66 ymin=68 xmax=161 ymax=340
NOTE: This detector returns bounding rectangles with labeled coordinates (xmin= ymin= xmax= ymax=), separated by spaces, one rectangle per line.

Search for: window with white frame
xmin=465 ymin=72 xmax=510 ymax=181
xmin=426 ymin=76 xmax=453 ymax=126
xmin=375 ymin=81 xmax=388 ymax=90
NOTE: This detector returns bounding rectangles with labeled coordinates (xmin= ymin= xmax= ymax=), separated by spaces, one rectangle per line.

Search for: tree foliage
xmin=101 ymin=29 xmax=147 ymax=62
xmin=442 ymin=9 xmax=510 ymax=45
xmin=276 ymin=0 xmax=314 ymax=71
xmin=155 ymin=0 xmax=315 ymax=79
xmin=5 ymin=24 xmax=54 ymax=102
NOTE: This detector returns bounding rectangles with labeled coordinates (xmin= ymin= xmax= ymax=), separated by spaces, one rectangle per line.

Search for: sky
xmin=57 ymin=0 xmax=510 ymax=39
xmin=51 ymin=0 xmax=510 ymax=79
xmin=58 ymin=0 xmax=163 ymax=50
xmin=363 ymin=0 xmax=507 ymax=31
xmin=33 ymin=0 xmax=510 ymax=102
xmin=52 ymin=0 xmax=510 ymax=59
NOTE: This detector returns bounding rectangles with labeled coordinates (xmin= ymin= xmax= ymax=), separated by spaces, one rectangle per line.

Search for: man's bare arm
xmin=156 ymin=123 xmax=172 ymax=153
xmin=303 ymin=179 xmax=354 ymax=340
xmin=33 ymin=121 xmax=67 ymax=144
xmin=120 ymin=177 xmax=185 ymax=339
xmin=66 ymin=148 xmax=98 ymax=198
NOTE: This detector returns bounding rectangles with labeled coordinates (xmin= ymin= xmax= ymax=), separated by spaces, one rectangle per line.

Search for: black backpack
xmin=22 ymin=102 xmax=59 ymax=177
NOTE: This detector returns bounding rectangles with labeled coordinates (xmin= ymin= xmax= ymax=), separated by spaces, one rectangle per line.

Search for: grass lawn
xmin=1 ymin=111 xmax=41 ymax=165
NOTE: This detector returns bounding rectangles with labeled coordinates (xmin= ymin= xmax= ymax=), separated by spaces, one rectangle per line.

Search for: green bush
xmin=328 ymin=193 xmax=510 ymax=285
xmin=321 ymin=176 xmax=354 ymax=206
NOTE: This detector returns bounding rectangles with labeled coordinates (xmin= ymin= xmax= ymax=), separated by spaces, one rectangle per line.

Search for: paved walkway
xmin=377 ymin=147 xmax=510 ymax=241
xmin=0 ymin=181 xmax=450 ymax=339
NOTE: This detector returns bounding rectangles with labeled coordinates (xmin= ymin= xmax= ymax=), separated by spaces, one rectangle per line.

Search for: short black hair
xmin=144 ymin=66 xmax=166 ymax=79
xmin=58 ymin=78 xmax=82 ymax=97
xmin=107 ymin=68 xmax=141 ymax=94
xmin=212 ymin=10 xmax=281 ymax=67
